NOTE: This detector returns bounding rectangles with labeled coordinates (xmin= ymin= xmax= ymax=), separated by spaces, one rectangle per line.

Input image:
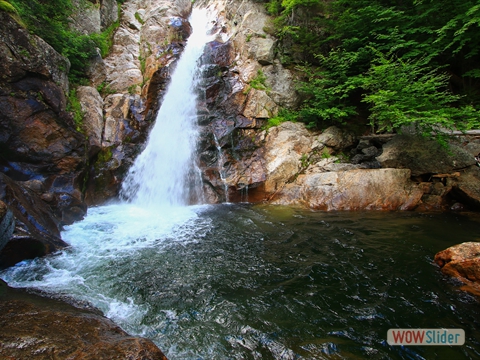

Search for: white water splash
xmin=1 ymin=203 xmax=212 ymax=330
xmin=121 ymin=8 xmax=217 ymax=207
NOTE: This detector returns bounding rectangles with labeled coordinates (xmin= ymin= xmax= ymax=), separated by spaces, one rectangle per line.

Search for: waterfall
xmin=120 ymin=8 xmax=214 ymax=208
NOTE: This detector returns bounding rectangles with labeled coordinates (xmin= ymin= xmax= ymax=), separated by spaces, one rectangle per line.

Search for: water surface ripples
xmin=2 ymin=204 xmax=480 ymax=359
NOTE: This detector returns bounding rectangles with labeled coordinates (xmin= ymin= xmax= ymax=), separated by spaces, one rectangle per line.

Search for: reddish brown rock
xmin=435 ymin=242 xmax=480 ymax=296
xmin=0 ymin=281 xmax=168 ymax=360
xmin=0 ymin=11 xmax=87 ymax=225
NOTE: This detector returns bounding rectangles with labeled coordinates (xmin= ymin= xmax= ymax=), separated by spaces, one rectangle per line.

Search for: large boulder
xmin=71 ymin=0 xmax=102 ymax=35
xmin=376 ymin=135 xmax=476 ymax=176
xmin=263 ymin=61 xmax=299 ymax=108
xmin=315 ymin=126 xmax=356 ymax=152
xmin=435 ymin=242 xmax=480 ymax=296
xmin=264 ymin=122 xmax=313 ymax=193
xmin=0 ymin=280 xmax=168 ymax=360
xmin=242 ymin=88 xmax=278 ymax=119
xmin=449 ymin=167 xmax=480 ymax=210
xmin=271 ymin=168 xmax=423 ymax=210
xmin=101 ymin=0 xmax=120 ymax=30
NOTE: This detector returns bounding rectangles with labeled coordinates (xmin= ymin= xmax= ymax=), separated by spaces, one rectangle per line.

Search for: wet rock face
xmin=0 ymin=280 xmax=168 ymax=360
xmin=0 ymin=173 xmax=68 ymax=269
xmin=435 ymin=242 xmax=480 ymax=296
xmin=0 ymin=201 xmax=14 ymax=253
xmin=0 ymin=12 xmax=87 ymax=219
xmin=0 ymin=13 xmax=70 ymax=92
xmin=191 ymin=0 xmax=303 ymax=203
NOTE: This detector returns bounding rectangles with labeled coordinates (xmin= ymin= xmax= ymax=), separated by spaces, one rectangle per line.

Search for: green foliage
xmin=66 ymin=89 xmax=84 ymax=130
xmin=9 ymin=0 xmax=119 ymax=84
xmin=264 ymin=0 xmax=480 ymax=138
xmin=264 ymin=109 xmax=298 ymax=130
xmin=265 ymin=116 xmax=282 ymax=129
xmin=0 ymin=0 xmax=17 ymax=14
xmin=128 ymin=84 xmax=138 ymax=95
xmin=300 ymin=153 xmax=310 ymax=167
xmin=361 ymin=52 xmax=479 ymax=136
xmin=139 ymin=55 xmax=146 ymax=74
xmin=96 ymin=82 xmax=115 ymax=97
xmin=296 ymin=50 xmax=365 ymax=127
xmin=134 ymin=11 xmax=144 ymax=25
xmin=90 ymin=20 xmax=120 ymax=58
xmin=249 ymin=69 xmax=270 ymax=92
xmin=435 ymin=2 xmax=480 ymax=59
xmin=97 ymin=147 xmax=113 ymax=163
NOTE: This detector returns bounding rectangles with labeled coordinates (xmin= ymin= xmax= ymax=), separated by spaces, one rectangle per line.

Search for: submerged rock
xmin=435 ymin=242 xmax=480 ymax=296
xmin=0 ymin=280 xmax=168 ymax=359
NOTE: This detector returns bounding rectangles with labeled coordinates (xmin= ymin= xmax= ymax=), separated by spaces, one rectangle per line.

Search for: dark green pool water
xmin=2 ymin=204 xmax=480 ymax=359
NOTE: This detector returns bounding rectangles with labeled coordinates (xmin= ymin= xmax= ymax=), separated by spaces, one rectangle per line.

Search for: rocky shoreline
xmin=0 ymin=280 xmax=167 ymax=359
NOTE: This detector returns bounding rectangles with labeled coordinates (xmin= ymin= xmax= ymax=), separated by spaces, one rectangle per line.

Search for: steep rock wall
xmin=0 ymin=11 xmax=88 ymax=265
xmin=82 ymin=0 xmax=194 ymax=204
xmin=195 ymin=0 xmax=300 ymax=202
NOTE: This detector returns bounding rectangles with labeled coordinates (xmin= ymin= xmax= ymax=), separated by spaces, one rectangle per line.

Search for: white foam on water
xmin=1 ymin=202 xmax=212 ymax=335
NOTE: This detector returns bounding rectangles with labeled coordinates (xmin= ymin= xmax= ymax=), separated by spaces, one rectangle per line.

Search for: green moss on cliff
xmin=66 ymin=89 xmax=84 ymax=130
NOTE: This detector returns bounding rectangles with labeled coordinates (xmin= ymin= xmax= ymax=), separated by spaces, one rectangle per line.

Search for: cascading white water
xmin=121 ymin=8 xmax=215 ymax=207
